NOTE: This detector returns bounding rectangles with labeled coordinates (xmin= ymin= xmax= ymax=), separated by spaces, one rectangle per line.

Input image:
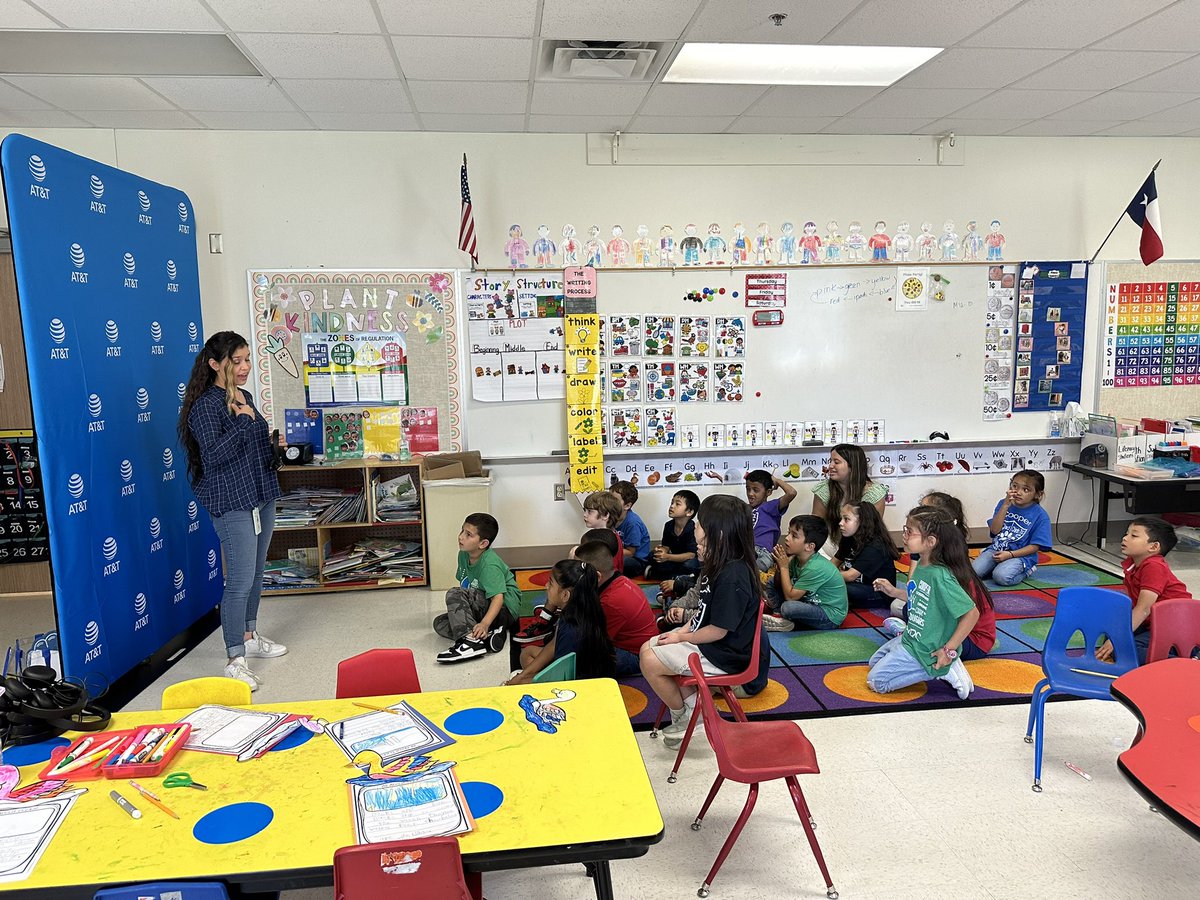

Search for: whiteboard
xmin=459 ymin=264 xmax=1058 ymax=457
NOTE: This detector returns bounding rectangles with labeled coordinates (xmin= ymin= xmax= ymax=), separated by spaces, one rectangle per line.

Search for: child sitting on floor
xmin=832 ymin=500 xmax=899 ymax=607
xmin=973 ymin=469 xmax=1052 ymax=586
xmin=647 ymin=489 xmax=700 ymax=581
xmin=745 ymin=469 xmax=798 ymax=570
xmin=580 ymin=491 xmax=625 ymax=565
xmin=517 ymin=529 xmax=619 ymax=645
xmin=611 ymin=480 xmax=652 ymax=578
xmin=1098 ymin=516 xmax=1195 ymax=665
xmin=762 ymin=515 xmax=848 ymax=632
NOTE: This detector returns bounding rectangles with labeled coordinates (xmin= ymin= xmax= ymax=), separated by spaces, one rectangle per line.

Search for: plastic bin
xmin=423 ymin=475 xmax=493 ymax=590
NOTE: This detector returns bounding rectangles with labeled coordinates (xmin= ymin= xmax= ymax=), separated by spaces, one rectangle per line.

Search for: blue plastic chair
xmin=94 ymin=883 xmax=229 ymax=900
xmin=532 ymin=652 xmax=576 ymax=683
xmin=1024 ymin=586 xmax=1138 ymax=792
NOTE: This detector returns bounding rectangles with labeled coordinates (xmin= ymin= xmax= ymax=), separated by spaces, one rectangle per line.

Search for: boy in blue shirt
xmin=612 ymin=480 xmax=651 ymax=578
xmin=972 ymin=469 xmax=1052 ymax=587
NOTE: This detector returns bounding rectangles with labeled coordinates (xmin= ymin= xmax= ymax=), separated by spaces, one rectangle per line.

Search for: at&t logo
xmin=187 ymin=500 xmax=200 ymax=533
xmin=28 ymin=154 xmax=49 ymax=199
xmin=173 ymin=568 xmax=187 ymax=604
xmin=105 ymin=319 xmax=121 ymax=357
xmin=208 ymin=548 xmax=220 ymax=580
xmin=133 ymin=592 xmax=149 ymax=631
xmin=67 ymin=473 xmax=87 ymax=515
xmin=119 ymin=459 xmax=136 ymax=497
xmin=123 ymin=252 xmax=138 ymax=289
xmin=83 ymin=620 xmax=103 ymax=663
xmin=162 ymin=447 xmax=176 ymax=482
xmin=149 ymin=516 xmax=163 ymax=553
xmin=49 ymin=317 xmax=69 ymax=359
xmin=89 ymin=174 xmax=106 ymax=213
xmin=136 ymin=387 xmax=151 ymax=423
xmin=69 ymin=243 xmax=88 ymax=284
xmin=167 ymin=259 xmax=179 ymax=292
xmin=87 ymin=392 xmax=106 ymax=433
xmin=187 ymin=321 xmax=200 ymax=352
xmin=101 ymin=536 xmax=120 ymax=576
xmin=178 ymin=201 xmax=190 ymax=235
xmin=137 ymin=190 xmax=152 ymax=225
xmin=150 ymin=321 xmax=164 ymax=355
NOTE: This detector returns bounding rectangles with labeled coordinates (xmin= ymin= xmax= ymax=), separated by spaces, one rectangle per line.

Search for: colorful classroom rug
xmin=513 ymin=548 xmax=1125 ymax=727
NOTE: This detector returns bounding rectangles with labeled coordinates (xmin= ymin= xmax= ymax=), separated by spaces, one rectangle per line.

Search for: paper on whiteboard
xmin=348 ymin=769 xmax=474 ymax=844
xmin=179 ymin=705 xmax=290 ymax=755
xmin=327 ymin=701 xmax=454 ymax=767
xmin=0 ymin=790 xmax=85 ymax=883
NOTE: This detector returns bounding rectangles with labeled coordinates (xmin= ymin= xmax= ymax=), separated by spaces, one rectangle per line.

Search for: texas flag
xmin=1125 ymin=171 xmax=1163 ymax=265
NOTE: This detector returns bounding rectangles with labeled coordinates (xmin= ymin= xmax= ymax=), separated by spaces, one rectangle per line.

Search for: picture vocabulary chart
xmin=1104 ymin=281 xmax=1200 ymax=388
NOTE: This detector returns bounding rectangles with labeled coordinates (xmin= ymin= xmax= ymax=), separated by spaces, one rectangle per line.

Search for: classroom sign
xmin=0 ymin=134 xmax=221 ymax=684
xmin=566 ymin=313 xmax=604 ymax=492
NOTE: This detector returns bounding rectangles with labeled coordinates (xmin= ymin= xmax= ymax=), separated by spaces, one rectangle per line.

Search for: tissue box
xmin=423 ymin=451 xmax=487 ymax=480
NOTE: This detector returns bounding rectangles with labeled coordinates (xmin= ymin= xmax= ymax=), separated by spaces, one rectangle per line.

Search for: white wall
xmin=4 ymin=127 xmax=1196 ymax=552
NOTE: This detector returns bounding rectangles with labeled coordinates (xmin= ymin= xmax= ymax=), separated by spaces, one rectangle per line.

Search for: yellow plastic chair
xmin=162 ymin=676 xmax=251 ymax=710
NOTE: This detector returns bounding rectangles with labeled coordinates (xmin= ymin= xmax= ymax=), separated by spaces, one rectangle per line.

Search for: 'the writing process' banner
xmin=1 ymin=135 xmax=221 ymax=684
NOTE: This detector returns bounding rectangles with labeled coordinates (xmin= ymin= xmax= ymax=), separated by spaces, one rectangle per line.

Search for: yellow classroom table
xmin=1 ymin=679 xmax=663 ymax=899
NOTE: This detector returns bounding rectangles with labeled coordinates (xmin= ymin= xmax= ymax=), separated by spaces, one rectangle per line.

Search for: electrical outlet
xmin=554 ymin=483 xmax=567 ymax=501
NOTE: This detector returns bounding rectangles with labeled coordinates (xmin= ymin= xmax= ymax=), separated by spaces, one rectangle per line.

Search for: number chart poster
xmin=248 ymin=271 xmax=461 ymax=452
xmin=1104 ymin=279 xmax=1200 ymax=388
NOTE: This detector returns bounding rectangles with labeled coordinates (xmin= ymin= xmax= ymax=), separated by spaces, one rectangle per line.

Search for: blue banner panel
xmin=1 ymin=135 xmax=222 ymax=685
xmin=1012 ymin=260 xmax=1087 ymax=412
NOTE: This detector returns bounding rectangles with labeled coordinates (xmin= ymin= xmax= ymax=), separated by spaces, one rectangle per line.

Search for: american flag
xmin=458 ymin=154 xmax=478 ymax=266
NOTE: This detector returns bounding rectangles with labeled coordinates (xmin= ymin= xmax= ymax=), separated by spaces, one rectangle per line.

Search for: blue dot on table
xmin=444 ymin=707 xmax=504 ymax=736
xmin=193 ymin=802 xmax=274 ymax=844
xmin=462 ymin=781 xmax=504 ymax=819
xmin=4 ymin=738 xmax=70 ymax=768
xmin=1031 ymin=567 xmax=1101 ymax=587
xmin=266 ymin=728 xmax=314 ymax=752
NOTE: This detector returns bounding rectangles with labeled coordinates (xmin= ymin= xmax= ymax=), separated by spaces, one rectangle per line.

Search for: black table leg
xmin=1097 ymin=478 xmax=1109 ymax=549
xmin=589 ymin=860 xmax=615 ymax=900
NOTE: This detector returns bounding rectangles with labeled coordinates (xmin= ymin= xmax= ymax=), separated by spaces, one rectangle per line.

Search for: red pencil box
xmin=38 ymin=723 xmax=191 ymax=782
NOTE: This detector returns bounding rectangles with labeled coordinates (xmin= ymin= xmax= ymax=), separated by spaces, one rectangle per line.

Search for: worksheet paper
xmin=347 ymin=769 xmax=474 ymax=844
xmin=0 ymin=790 xmax=85 ymax=883
xmin=178 ymin=705 xmax=290 ymax=756
xmin=327 ymin=701 xmax=454 ymax=766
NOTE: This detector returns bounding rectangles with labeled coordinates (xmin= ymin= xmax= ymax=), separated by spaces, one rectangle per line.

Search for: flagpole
xmin=1089 ymin=159 xmax=1161 ymax=263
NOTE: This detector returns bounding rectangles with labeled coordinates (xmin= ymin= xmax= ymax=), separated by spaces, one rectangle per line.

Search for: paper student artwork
xmin=727 ymin=422 xmax=744 ymax=448
xmin=712 ymin=362 xmax=744 ymax=402
xmin=845 ymin=420 xmax=865 ymax=444
xmin=823 ymin=420 xmax=843 ymax=445
xmin=607 ymin=316 xmax=642 ymax=356
xmin=644 ymin=406 xmax=677 ymax=448
xmin=519 ymin=687 xmax=577 ymax=734
xmin=0 ymin=789 xmax=87 ymax=883
xmin=303 ymin=333 xmax=408 ymax=407
xmin=642 ymin=315 xmax=676 ymax=355
xmin=764 ymin=421 xmax=783 ymax=447
xmin=678 ymin=316 xmax=711 ymax=356
xmin=681 ymin=424 xmax=701 ymax=449
xmin=714 ymin=317 xmax=746 ymax=357
xmin=327 ymin=701 xmax=455 ymax=768
xmin=347 ymin=764 xmax=474 ymax=844
xmin=179 ymin=705 xmax=295 ymax=756
xmin=609 ymin=406 xmax=643 ymax=448
xmin=608 ymin=361 xmax=642 ymax=403
xmin=643 ymin=361 xmax=676 ymax=402
xmin=743 ymin=422 xmax=764 ymax=448
xmin=785 ymin=421 xmax=804 ymax=447
xmin=706 ymin=424 xmax=726 ymax=449
xmin=678 ymin=362 xmax=709 ymax=402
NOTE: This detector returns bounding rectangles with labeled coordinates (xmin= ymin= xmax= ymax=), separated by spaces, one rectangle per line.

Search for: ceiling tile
xmin=1004 ymin=119 xmax=1111 ymax=136
xmin=1093 ymin=5 xmax=1200 ymax=52
xmin=1120 ymin=55 xmax=1200 ymax=92
xmin=376 ymin=0 xmax=538 ymax=38
xmin=0 ymin=0 xmax=60 ymax=28
xmin=821 ymin=117 xmax=936 ymax=134
xmin=528 ymin=114 xmax=630 ymax=133
xmin=393 ymin=37 xmax=532 ymax=81
xmin=30 ymin=0 xmax=222 ymax=31
xmin=953 ymin=89 xmax=1098 ymax=119
xmin=0 ymin=78 xmax=55 ymax=109
xmin=746 ymin=86 xmax=884 ymax=118
xmin=0 ymin=109 xmax=89 ymax=127
xmin=4 ymin=75 xmax=176 ymax=110
xmin=823 ymin=0 xmax=1026 ymax=46
xmin=639 ymin=84 xmax=770 ymax=117
xmin=190 ymin=110 xmax=314 ymax=130
xmin=1047 ymin=91 xmax=1192 ymax=121
xmin=204 ymin=0 xmax=382 ymax=34
xmin=420 ymin=113 xmax=527 ymax=132
xmin=726 ymin=116 xmax=837 ymax=134
xmin=236 ymin=33 xmax=398 ymax=79
xmin=1010 ymin=50 xmax=1191 ymax=92
xmin=278 ymin=79 xmax=411 ymax=113
xmin=626 ymin=115 xmax=735 ymax=133
xmin=848 ymin=87 xmax=991 ymax=118
xmin=1138 ymin=98 xmax=1200 ymax=127
xmin=531 ymin=82 xmax=650 ymax=116
xmin=962 ymin=0 xmax=1177 ymax=49
xmin=540 ymin=0 xmax=701 ymax=40
xmin=685 ymin=0 xmax=860 ymax=44
xmin=409 ymin=80 xmax=528 ymax=115
xmin=897 ymin=48 xmax=1070 ymax=89
xmin=141 ymin=77 xmax=295 ymax=111
xmin=916 ymin=118 xmax=1032 ymax=135
xmin=1093 ymin=120 xmax=1196 ymax=137
xmin=74 ymin=109 xmax=203 ymax=129
xmin=307 ymin=112 xmax=419 ymax=131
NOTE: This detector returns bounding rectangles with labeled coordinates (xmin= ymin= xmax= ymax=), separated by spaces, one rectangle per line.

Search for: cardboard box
xmin=423 ymin=451 xmax=487 ymax=480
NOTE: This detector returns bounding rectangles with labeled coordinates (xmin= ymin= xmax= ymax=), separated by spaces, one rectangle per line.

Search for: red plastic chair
xmin=1147 ymin=599 xmax=1200 ymax=662
xmin=336 ymin=649 xmax=422 ymax=699
xmin=334 ymin=837 xmax=475 ymax=899
xmin=686 ymin=653 xmax=837 ymax=900
xmin=649 ymin=601 xmax=765 ymax=784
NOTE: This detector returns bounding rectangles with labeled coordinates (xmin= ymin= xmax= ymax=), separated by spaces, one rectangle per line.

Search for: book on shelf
xmin=276 ymin=487 xmax=365 ymax=527
xmin=263 ymin=558 xmax=319 ymax=589
xmin=374 ymin=472 xmax=419 ymax=522
xmin=321 ymin=537 xmax=425 ymax=584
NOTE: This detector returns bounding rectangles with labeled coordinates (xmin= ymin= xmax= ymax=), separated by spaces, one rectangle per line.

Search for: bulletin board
xmin=248 ymin=270 xmax=462 ymax=453
xmin=1098 ymin=260 xmax=1200 ymax=421
xmin=459 ymin=264 xmax=1071 ymax=457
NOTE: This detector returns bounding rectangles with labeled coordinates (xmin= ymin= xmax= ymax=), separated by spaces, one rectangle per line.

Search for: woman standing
xmin=178 ymin=331 xmax=286 ymax=689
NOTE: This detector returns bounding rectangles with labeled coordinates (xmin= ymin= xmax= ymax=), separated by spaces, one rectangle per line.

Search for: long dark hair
xmin=842 ymin=500 xmax=900 ymax=561
xmin=921 ymin=491 xmax=969 ymax=543
xmin=551 ymin=559 xmax=615 ymax=679
xmin=906 ymin=506 xmax=993 ymax=612
xmin=177 ymin=331 xmax=249 ymax=485
xmin=697 ymin=494 xmax=758 ymax=584
xmin=824 ymin=443 xmax=873 ymax=537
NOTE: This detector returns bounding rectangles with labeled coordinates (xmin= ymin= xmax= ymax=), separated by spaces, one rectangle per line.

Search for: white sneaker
xmin=881 ymin=617 xmax=906 ymax=638
xmin=941 ymin=658 xmax=975 ymax=700
xmin=224 ymin=657 xmax=261 ymax=692
xmin=244 ymin=632 xmax=287 ymax=658
xmin=664 ymin=707 xmax=703 ymax=748
xmin=763 ymin=613 xmax=795 ymax=632
xmin=661 ymin=705 xmax=693 ymax=738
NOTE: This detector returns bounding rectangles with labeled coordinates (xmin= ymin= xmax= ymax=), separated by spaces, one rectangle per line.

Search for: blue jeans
xmin=616 ymin=647 xmax=640 ymax=677
xmin=211 ymin=500 xmax=275 ymax=658
xmin=780 ymin=599 xmax=838 ymax=630
xmin=622 ymin=555 xmax=650 ymax=578
xmin=972 ymin=546 xmax=1032 ymax=586
xmin=867 ymin=636 xmax=930 ymax=693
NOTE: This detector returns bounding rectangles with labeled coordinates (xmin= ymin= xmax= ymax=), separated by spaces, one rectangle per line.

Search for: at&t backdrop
xmin=1 ymin=135 xmax=221 ymax=686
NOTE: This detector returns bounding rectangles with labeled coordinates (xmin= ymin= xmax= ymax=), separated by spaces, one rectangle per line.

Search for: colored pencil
xmin=352 ymin=702 xmax=401 ymax=715
xmin=129 ymin=781 xmax=179 ymax=819
xmin=1069 ymin=667 xmax=1119 ymax=679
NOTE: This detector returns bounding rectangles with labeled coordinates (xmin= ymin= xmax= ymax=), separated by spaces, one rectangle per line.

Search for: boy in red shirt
xmin=576 ymin=541 xmax=659 ymax=675
xmin=1098 ymin=516 xmax=1194 ymax=665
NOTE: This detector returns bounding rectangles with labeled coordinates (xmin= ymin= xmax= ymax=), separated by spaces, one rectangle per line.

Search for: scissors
xmin=162 ymin=772 xmax=207 ymax=791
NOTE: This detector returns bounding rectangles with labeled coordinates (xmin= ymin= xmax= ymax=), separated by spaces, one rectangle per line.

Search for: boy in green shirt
xmin=763 ymin=515 xmax=848 ymax=632
xmin=434 ymin=513 xmax=522 ymax=664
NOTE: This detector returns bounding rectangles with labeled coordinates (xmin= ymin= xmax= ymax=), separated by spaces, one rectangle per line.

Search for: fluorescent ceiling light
xmin=0 ymin=32 xmax=260 ymax=77
xmin=664 ymin=43 xmax=942 ymax=86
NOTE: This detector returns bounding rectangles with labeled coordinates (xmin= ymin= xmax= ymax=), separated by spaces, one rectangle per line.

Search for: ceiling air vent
xmin=547 ymin=40 xmax=660 ymax=80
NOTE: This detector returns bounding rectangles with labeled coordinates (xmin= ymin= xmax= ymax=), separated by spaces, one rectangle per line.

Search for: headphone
xmin=0 ymin=665 xmax=111 ymax=746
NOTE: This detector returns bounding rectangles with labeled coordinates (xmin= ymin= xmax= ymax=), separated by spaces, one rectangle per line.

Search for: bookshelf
xmin=265 ymin=458 xmax=426 ymax=595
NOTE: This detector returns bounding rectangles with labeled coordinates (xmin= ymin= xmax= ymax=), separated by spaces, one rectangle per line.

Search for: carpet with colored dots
xmin=514 ymin=547 xmax=1124 ymax=724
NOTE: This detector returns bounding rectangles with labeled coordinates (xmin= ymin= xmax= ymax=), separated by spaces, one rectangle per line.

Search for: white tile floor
xmin=113 ymin=540 xmax=1200 ymax=899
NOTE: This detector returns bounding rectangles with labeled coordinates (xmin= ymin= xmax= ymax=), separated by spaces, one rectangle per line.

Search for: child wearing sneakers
xmin=763 ymin=515 xmax=848 ymax=632
xmin=516 ymin=529 xmax=619 ymax=646
xmin=973 ymin=469 xmax=1052 ymax=586
xmin=647 ymin=489 xmax=700 ymax=581
xmin=611 ymin=480 xmax=652 ymax=577
xmin=1097 ymin=516 xmax=1195 ymax=665
xmin=433 ymin=513 xmax=521 ymax=664
xmin=867 ymin=506 xmax=979 ymax=699
xmin=745 ymin=469 xmax=798 ymax=570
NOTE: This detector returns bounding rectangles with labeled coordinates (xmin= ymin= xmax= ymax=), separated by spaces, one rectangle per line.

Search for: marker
xmin=53 ymin=737 xmax=94 ymax=770
xmin=149 ymin=727 xmax=186 ymax=763
xmin=1065 ymin=762 xmax=1092 ymax=781
xmin=129 ymin=781 xmax=179 ymax=819
xmin=109 ymin=790 xmax=142 ymax=819
xmin=53 ymin=737 xmax=122 ymax=774
xmin=117 ymin=728 xmax=161 ymax=766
